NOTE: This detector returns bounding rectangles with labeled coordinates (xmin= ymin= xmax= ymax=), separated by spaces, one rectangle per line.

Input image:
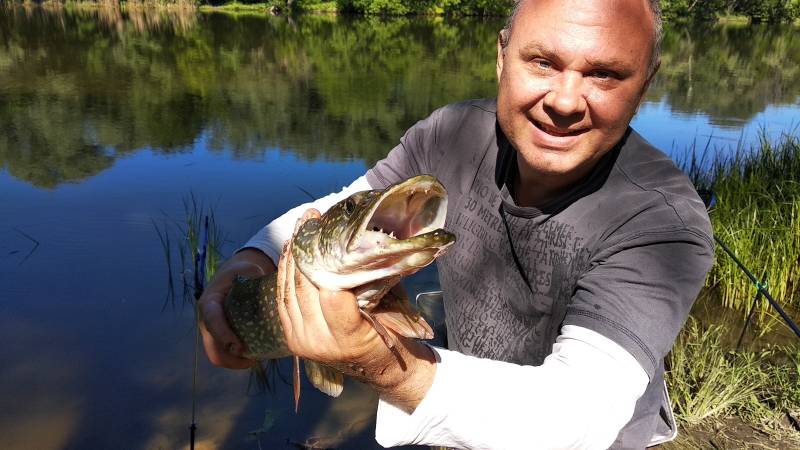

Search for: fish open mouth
xmin=348 ymin=175 xmax=452 ymax=254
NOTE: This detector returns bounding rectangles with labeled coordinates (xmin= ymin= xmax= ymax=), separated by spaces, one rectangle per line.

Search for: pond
xmin=1 ymin=5 xmax=799 ymax=449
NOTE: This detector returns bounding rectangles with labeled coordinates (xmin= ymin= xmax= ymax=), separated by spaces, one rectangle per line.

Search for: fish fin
xmin=359 ymin=309 xmax=396 ymax=348
xmin=373 ymin=310 xmax=434 ymax=340
xmin=304 ymin=360 xmax=344 ymax=398
xmin=247 ymin=360 xmax=280 ymax=394
xmin=293 ymin=355 xmax=301 ymax=413
xmin=372 ymin=288 xmax=434 ymax=340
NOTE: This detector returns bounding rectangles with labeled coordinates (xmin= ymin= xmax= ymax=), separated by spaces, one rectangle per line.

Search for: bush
xmin=662 ymin=0 xmax=727 ymax=22
xmin=734 ymin=0 xmax=800 ymax=22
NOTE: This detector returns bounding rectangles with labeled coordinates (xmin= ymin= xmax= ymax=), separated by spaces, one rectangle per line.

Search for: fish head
xmin=292 ymin=175 xmax=455 ymax=290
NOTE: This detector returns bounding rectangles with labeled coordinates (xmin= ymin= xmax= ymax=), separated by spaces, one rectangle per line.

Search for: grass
xmin=685 ymin=131 xmax=800 ymax=322
xmin=667 ymin=131 xmax=800 ymax=446
xmin=154 ymin=193 xmax=226 ymax=309
xmin=199 ymin=1 xmax=271 ymax=13
xmin=666 ymin=317 xmax=800 ymax=443
xmin=667 ymin=318 xmax=761 ymax=425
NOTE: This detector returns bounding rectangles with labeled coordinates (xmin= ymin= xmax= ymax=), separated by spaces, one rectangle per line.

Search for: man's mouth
xmin=533 ymin=120 xmax=587 ymax=137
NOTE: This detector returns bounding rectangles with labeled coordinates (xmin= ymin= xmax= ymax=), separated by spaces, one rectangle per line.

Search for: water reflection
xmin=0 ymin=316 xmax=85 ymax=450
xmin=2 ymin=6 xmax=798 ymax=189
xmin=649 ymin=23 xmax=800 ymax=127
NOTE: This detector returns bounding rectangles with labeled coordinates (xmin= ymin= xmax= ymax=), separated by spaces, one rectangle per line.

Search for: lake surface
xmin=1 ymin=5 xmax=799 ymax=449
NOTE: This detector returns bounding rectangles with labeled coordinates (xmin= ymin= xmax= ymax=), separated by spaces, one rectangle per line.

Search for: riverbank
xmin=663 ymin=133 xmax=800 ymax=448
xmin=18 ymin=0 xmax=800 ymax=23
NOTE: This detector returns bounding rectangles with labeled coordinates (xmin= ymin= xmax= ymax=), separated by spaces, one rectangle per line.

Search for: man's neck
xmin=513 ymin=163 xmax=592 ymax=208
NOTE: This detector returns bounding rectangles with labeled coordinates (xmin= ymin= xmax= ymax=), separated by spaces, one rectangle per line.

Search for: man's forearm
xmin=375 ymin=325 xmax=650 ymax=450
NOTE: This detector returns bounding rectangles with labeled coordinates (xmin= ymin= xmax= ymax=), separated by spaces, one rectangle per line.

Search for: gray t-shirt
xmin=366 ymin=99 xmax=714 ymax=448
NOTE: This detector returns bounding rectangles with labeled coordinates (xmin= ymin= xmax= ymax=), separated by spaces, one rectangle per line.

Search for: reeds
xmin=155 ymin=193 xmax=226 ymax=310
xmin=691 ymin=131 xmax=800 ymax=320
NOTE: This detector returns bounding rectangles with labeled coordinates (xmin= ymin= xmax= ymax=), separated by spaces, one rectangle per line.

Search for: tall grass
xmin=182 ymin=193 xmax=225 ymax=288
xmin=667 ymin=318 xmax=761 ymax=425
xmin=692 ymin=132 xmax=800 ymax=319
xmin=667 ymin=317 xmax=800 ymax=440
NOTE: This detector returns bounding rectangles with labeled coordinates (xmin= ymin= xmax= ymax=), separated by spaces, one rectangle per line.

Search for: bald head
xmin=501 ymin=0 xmax=662 ymax=77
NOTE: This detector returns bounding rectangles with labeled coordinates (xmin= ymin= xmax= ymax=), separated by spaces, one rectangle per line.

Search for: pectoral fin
xmin=372 ymin=287 xmax=434 ymax=340
xmin=293 ymin=355 xmax=301 ymax=413
xmin=304 ymin=360 xmax=344 ymax=398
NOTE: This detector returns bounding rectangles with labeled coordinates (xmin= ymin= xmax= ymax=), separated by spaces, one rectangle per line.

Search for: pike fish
xmin=224 ymin=175 xmax=455 ymax=408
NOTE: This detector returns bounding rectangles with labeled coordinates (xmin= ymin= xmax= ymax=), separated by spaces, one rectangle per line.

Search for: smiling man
xmin=200 ymin=0 xmax=714 ymax=448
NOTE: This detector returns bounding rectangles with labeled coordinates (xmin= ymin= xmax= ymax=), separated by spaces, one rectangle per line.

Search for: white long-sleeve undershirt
xmin=242 ymin=175 xmax=650 ymax=449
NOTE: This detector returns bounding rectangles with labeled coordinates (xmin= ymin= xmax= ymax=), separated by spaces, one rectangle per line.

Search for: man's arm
xmin=375 ymin=325 xmax=649 ymax=450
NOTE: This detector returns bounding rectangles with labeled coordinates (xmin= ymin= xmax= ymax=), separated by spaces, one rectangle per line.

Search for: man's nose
xmin=543 ymin=71 xmax=587 ymax=117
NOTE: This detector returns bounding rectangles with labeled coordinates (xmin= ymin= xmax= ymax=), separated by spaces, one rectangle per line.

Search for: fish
xmin=223 ymin=175 xmax=456 ymax=410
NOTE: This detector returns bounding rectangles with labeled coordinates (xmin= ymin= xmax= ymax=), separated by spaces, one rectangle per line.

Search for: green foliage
xmin=734 ymin=0 xmax=800 ymax=23
xmin=667 ymin=318 xmax=761 ymax=425
xmin=667 ymin=317 xmax=800 ymax=437
xmin=0 ymin=7 xmax=500 ymax=188
xmin=698 ymin=134 xmax=800 ymax=317
xmin=331 ymin=0 xmax=513 ymax=15
xmin=648 ymin=23 xmax=800 ymax=126
xmin=1 ymin=6 xmax=799 ymax=190
xmin=661 ymin=0 xmax=728 ymax=22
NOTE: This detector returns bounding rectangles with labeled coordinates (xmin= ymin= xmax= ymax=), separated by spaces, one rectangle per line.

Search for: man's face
xmin=496 ymin=0 xmax=657 ymax=188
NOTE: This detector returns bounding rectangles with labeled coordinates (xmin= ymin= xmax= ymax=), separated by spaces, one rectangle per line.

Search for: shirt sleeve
xmin=366 ymin=106 xmax=445 ymax=189
xmin=375 ymin=325 xmax=649 ymax=450
xmin=565 ymin=230 xmax=714 ymax=378
xmin=240 ymin=176 xmax=373 ymax=263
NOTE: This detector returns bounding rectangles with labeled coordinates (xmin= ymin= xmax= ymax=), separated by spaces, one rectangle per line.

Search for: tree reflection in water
xmin=0 ymin=5 xmax=798 ymax=189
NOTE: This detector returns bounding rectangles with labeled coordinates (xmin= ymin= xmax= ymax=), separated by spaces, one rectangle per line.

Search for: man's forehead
xmin=509 ymin=0 xmax=655 ymax=62
xmin=513 ymin=0 xmax=654 ymax=32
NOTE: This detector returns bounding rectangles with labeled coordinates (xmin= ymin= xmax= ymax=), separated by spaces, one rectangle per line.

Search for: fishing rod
xmin=190 ymin=216 xmax=209 ymax=450
xmin=698 ymin=190 xmax=800 ymax=347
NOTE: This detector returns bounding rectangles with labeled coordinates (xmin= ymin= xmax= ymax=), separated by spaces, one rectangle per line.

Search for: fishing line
xmin=189 ymin=216 xmax=209 ymax=450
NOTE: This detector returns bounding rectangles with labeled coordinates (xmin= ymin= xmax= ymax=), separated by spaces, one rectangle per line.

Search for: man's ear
xmin=497 ymin=29 xmax=509 ymax=82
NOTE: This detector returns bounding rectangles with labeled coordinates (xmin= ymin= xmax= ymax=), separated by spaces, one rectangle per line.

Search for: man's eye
xmin=591 ymin=70 xmax=615 ymax=80
xmin=534 ymin=60 xmax=552 ymax=70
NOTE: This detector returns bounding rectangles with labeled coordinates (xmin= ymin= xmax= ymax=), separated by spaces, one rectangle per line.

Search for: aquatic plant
xmin=700 ymin=132 xmax=800 ymax=320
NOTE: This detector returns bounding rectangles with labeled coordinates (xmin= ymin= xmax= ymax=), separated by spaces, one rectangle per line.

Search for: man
xmin=200 ymin=0 xmax=714 ymax=448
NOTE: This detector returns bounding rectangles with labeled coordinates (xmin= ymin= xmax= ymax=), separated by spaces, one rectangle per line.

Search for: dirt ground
xmin=662 ymin=417 xmax=800 ymax=449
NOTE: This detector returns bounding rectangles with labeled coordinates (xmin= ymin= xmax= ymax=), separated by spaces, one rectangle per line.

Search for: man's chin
xmin=516 ymin=149 xmax=593 ymax=181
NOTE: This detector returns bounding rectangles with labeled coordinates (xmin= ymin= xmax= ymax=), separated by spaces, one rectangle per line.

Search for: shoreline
xmin=15 ymin=1 xmax=800 ymax=24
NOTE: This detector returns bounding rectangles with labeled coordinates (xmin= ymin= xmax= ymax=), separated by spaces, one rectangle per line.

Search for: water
xmin=1 ymin=5 xmax=799 ymax=449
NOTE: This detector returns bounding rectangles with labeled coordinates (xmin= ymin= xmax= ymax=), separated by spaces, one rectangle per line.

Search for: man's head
xmin=495 ymin=0 xmax=661 ymax=203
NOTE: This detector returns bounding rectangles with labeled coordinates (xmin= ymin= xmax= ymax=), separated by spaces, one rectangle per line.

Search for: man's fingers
xmin=302 ymin=208 xmax=321 ymax=222
xmin=318 ymin=288 xmax=365 ymax=338
xmin=199 ymin=293 xmax=245 ymax=356
xmin=279 ymin=238 xmax=304 ymax=339
xmin=199 ymin=318 xmax=254 ymax=369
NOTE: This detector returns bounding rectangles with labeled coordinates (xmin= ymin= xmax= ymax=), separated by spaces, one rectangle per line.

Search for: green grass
xmin=666 ymin=317 xmax=800 ymax=441
xmin=667 ymin=318 xmax=761 ymax=425
xmin=687 ymin=132 xmax=800 ymax=321
xmin=199 ymin=2 xmax=272 ymax=13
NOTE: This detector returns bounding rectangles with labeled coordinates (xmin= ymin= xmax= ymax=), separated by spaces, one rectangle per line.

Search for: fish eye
xmin=344 ymin=198 xmax=356 ymax=215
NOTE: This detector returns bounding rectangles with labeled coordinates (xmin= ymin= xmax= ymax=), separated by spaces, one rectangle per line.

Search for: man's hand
xmin=199 ymin=247 xmax=276 ymax=369
xmin=276 ymin=209 xmax=438 ymax=412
